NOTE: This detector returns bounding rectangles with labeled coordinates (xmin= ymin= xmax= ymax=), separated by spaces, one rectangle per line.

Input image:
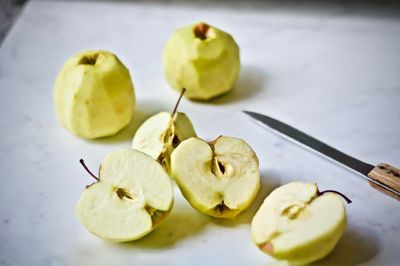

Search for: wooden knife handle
xmin=368 ymin=163 xmax=400 ymax=201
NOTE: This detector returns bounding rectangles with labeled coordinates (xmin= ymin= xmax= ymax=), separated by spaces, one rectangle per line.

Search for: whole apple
xmin=53 ymin=50 xmax=135 ymax=139
xmin=163 ymin=22 xmax=240 ymax=100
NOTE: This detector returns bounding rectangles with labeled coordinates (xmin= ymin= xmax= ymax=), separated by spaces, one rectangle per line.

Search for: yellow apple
xmin=171 ymin=136 xmax=260 ymax=218
xmin=76 ymin=149 xmax=174 ymax=242
xmin=54 ymin=50 xmax=135 ymax=139
xmin=132 ymin=89 xmax=196 ymax=173
xmin=163 ymin=22 xmax=240 ymax=100
xmin=251 ymin=182 xmax=351 ymax=265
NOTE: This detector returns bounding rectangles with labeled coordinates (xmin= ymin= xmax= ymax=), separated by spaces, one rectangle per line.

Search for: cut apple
xmin=251 ymin=182 xmax=350 ymax=265
xmin=171 ymin=136 xmax=260 ymax=218
xmin=132 ymin=89 xmax=196 ymax=172
xmin=76 ymin=149 xmax=173 ymax=242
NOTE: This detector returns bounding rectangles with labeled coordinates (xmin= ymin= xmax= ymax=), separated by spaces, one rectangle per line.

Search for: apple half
xmin=251 ymin=182 xmax=351 ymax=265
xmin=171 ymin=136 xmax=260 ymax=219
xmin=76 ymin=149 xmax=173 ymax=242
xmin=132 ymin=90 xmax=196 ymax=172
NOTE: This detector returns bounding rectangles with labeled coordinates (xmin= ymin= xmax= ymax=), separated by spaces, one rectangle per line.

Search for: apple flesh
xmin=54 ymin=50 xmax=135 ymax=139
xmin=76 ymin=149 xmax=173 ymax=242
xmin=163 ymin=22 xmax=240 ymax=100
xmin=171 ymin=136 xmax=260 ymax=218
xmin=251 ymin=182 xmax=350 ymax=265
xmin=132 ymin=89 xmax=196 ymax=173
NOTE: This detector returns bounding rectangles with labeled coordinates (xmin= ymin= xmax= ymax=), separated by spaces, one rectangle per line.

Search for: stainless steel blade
xmin=243 ymin=110 xmax=400 ymax=196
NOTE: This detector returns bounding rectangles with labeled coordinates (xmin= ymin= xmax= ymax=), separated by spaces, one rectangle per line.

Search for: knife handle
xmin=368 ymin=163 xmax=400 ymax=201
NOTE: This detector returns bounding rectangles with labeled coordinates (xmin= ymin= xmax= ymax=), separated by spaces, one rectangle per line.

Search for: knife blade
xmin=243 ymin=110 xmax=400 ymax=199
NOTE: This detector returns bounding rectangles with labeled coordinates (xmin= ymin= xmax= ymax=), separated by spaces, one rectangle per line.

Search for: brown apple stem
xmin=194 ymin=23 xmax=210 ymax=40
xmin=172 ymin=88 xmax=186 ymax=115
xmin=79 ymin=159 xmax=99 ymax=181
xmin=318 ymin=190 xmax=352 ymax=204
xmin=210 ymin=143 xmax=216 ymax=174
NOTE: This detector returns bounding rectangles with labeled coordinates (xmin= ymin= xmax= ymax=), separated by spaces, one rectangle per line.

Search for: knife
xmin=243 ymin=111 xmax=400 ymax=200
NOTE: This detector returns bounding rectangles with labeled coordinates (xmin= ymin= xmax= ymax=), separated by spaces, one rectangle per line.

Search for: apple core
xmin=114 ymin=187 xmax=134 ymax=200
xmin=77 ymin=53 xmax=102 ymax=65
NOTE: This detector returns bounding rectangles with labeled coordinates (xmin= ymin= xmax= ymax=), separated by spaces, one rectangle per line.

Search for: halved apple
xmin=132 ymin=90 xmax=196 ymax=172
xmin=251 ymin=182 xmax=350 ymax=265
xmin=171 ymin=136 xmax=260 ymax=218
xmin=76 ymin=149 xmax=173 ymax=242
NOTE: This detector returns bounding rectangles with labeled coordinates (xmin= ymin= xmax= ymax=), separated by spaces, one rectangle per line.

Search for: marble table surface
xmin=0 ymin=0 xmax=399 ymax=265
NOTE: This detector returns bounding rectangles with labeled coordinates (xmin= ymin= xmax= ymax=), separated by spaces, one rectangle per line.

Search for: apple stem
xmin=172 ymin=88 xmax=186 ymax=115
xmin=79 ymin=159 xmax=99 ymax=181
xmin=318 ymin=190 xmax=352 ymax=204
xmin=194 ymin=23 xmax=210 ymax=40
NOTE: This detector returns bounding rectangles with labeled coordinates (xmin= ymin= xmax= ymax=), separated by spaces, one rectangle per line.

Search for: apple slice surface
xmin=76 ymin=149 xmax=173 ymax=242
xmin=132 ymin=111 xmax=196 ymax=172
xmin=132 ymin=112 xmax=172 ymax=159
xmin=171 ymin=136 xmax=260 ymax=218
xmin=251 ymin=182 xmax=347 ymax=265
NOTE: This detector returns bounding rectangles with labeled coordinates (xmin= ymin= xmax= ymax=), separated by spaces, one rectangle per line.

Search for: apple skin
xmin=251 ymin=182 xmax=347 ymax=265
xmin=54 ymin=50 xmax=135 ymax=139
xmin=163 ymin=22 xmax=240 ymax=100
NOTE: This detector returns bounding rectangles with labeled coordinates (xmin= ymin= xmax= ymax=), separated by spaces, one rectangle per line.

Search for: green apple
xmin=251 ymin=182 xmax=351 ymax=265
xmin=54 ymin=50 xmax=135 ymax=139
xmin=76 ymin=149 xmax=173 ymax=242
xmin=132 ymin=89 xmax=196 ymax=172
xmin=171 ymin=136 xmax=260 ymax=218
xmin=163 ymin=22 xmax=240 ymax=100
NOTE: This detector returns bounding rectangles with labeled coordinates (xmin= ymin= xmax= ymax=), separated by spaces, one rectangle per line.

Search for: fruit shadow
xmin=210 ymin=171 xmax=281 ymax=227
xmin=309 ymin=226 xmax=380 ymax=266
xmin=193 ymin=65 xmax=265 ymax=105
xmin=118 ymin=199 xmax=209 ymax=249
xmin=88 ymin=99 xmax=168 ymax=145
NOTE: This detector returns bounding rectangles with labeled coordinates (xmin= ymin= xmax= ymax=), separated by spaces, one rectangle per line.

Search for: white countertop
xmin=0 ymin=0 xmax=399 ymax=265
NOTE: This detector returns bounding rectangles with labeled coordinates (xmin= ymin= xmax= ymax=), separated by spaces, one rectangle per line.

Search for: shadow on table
xmin=119 ymin=199 xmax=209 ymax=249
xmin=193 ymin=65 xmax=266 ymax=105
xmin=88 ymin=99 xmax=168 ymax=144
xmin=310 ymin=226 xmax=380 ymax=266
xmin=210 ymin=170 xmax=281 ymax=227
xmin=117 ymin=170 xmax=280 ymax=248
xmin=267 ymin=225 xmax=380 ymax=266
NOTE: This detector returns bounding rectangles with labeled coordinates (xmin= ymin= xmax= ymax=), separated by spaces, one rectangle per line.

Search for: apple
xmin=163 ymin=22 xmax=240 ymax=100
xmin=54 ymin=50 xmax=135 ymax=139
xmin=132 ymin=89 xmax=196 ymax=172
xmin=170 ymin=136 xmax=260 ymax=218
xmin=76 ymin=149 xmax=173 ymax=242
xmin=251 ymin=182 xmax=351 ymax=265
